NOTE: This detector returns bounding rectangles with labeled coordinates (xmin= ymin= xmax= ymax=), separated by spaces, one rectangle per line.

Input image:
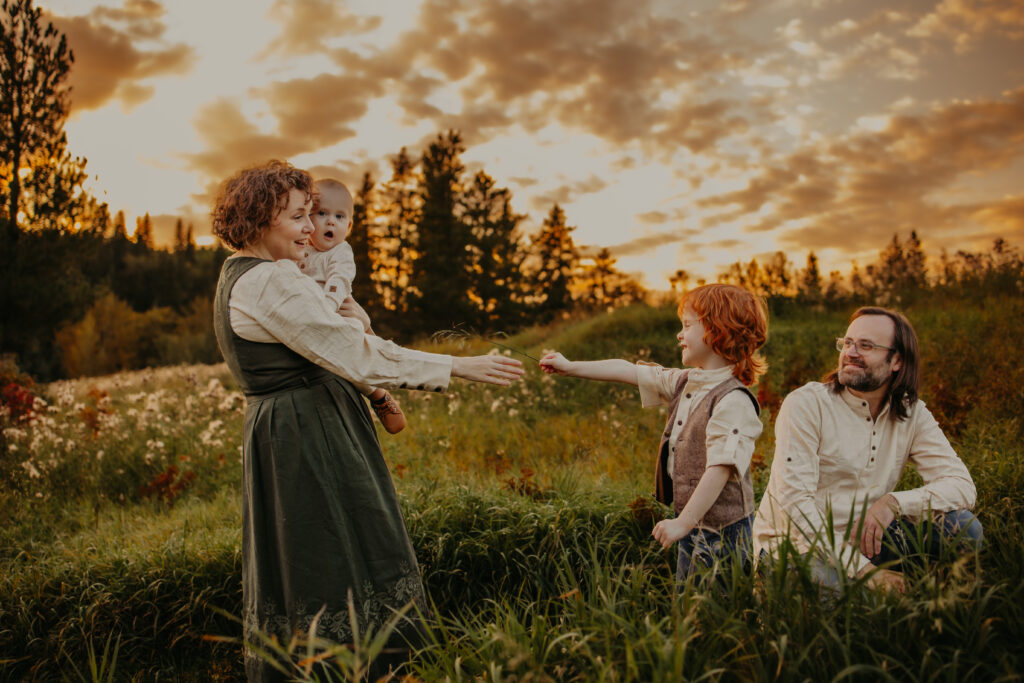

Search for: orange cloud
xmin=49 ymin=1 xmax=195 ymax=112
xmin=695 ymin=88 xmax=1024 ymax=255
xmin=260 ymin=0 xmax=381 ymax=58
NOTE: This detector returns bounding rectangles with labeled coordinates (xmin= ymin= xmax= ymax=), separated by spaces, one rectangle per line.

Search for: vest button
xmin=677 ymin=420 xmax=683 ymax=426
xmin=685 ymin=393 xmax=691 ymax=398
xmin=732 ymin=428 xmax=738 ymax=434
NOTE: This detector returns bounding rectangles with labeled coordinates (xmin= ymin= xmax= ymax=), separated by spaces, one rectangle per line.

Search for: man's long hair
xmin=823 ymin=306 xmax=920 ymax=421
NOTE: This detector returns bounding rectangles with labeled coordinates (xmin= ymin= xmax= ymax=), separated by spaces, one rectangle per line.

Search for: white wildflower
xmin=21 ymin=461 xmax=41 ymax=478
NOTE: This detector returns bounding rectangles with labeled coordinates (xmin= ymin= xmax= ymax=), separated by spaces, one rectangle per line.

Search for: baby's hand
xmin=338 ymin=297 xmax=371 ymax=332
xmin=539 ymin=352 xmax=572 ymax=375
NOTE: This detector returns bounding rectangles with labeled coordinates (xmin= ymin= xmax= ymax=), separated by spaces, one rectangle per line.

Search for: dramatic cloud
xmin=185 ymin=99 xmax=307 ymax=182
xmin=698 ymin=88 xmax=1024 ymax=255
xmin=50 ymin=0 xmax=195 ymax=112
xmin=260 ymin=0 xmax=381 ymax=57
xmin=908 ymin=0 xmax=1024 ymax=52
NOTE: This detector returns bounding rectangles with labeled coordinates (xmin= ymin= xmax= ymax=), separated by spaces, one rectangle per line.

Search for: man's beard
xmin=839 ymin=361 xmax=890 ymax=392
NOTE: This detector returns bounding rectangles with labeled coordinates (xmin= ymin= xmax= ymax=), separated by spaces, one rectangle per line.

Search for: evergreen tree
xmin=348 ymin=171 xmax=382 ymax=317
xmin=461 ymin=170 xmax=527 ymax=331
xmin=798 ymin=251 xmax=823 ymax=303
xmin=408 ymin=131 xmax=474 ymax=336
xmin=110 ymin=210 xmax=127 ymax=239
xmin=134 ymin=212 xmax=153 ymax=248
xmin=668 ymin=269 xmax=690 ymax=294
xmin=173 ymin=218 xmax=186 ymax=251
xmin=378 ymin=147 xmax=420 ymax=316
xmin=531 ymin=203 xmax=579 ymax=321
xmin=1 ymin=0 xmax=73 ymax=241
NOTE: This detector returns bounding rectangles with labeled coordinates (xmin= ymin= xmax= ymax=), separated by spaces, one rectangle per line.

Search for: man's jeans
xmin=810 ymin=509 xmax=983 ymax=587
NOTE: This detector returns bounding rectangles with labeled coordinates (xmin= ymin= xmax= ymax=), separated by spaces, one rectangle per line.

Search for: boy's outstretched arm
xmin=539 ymin=352 xmax=639 ymax=386
xmin=651 ymin=465 xmax=732 ymax=548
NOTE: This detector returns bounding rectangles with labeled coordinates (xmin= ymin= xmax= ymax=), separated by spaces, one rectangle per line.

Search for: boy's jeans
xmin=676 ymin=513 xmax=754 ymax=583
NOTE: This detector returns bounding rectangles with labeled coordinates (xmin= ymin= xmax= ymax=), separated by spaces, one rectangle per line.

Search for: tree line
xmin=3 ymin=0 xmax=1021 ymax=382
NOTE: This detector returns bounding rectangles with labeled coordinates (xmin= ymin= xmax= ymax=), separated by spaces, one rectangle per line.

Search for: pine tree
xmin=530 ymin=203 xmax=579 ymax=321
xmin=668 ymin=269 xmax=690 ymax=295
xmin=461 ymin=170 xmax=527 ymax=331
xmin=110 ymin=210 xmax=127 ymax=239
xmin=134 ymin=212 xmax=153 ymax=248
xmin=799 ymin=251 xmax=823 ymax=303
xmin=1 ymin=0 xmax=74 ymax=241
xmin=378 ymin=148 xmax=420 ymax=315
xmin=348 ymin=171 xmax=383 ymax=317
xmin=408 ymin=131 xmax=474 ymax=335
xmin=173 ymin=218 xmax=186 ymax=251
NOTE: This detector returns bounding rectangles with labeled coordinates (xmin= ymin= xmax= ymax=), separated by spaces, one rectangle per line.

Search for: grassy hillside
xmin=1 ymin=300 xmax=1021 ymax=680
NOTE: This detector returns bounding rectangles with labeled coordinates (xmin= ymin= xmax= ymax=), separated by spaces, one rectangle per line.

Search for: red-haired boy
xmin=541 ymin=284 xmax=768 ymax=584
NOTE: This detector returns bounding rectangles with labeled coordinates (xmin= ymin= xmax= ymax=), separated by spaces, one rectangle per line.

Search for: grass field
xmin=1 ymin=299 xmax=1022 ymax=680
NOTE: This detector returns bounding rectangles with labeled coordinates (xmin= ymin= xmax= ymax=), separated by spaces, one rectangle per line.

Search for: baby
xmin=301 ymin=178 xmax=406 ymax=434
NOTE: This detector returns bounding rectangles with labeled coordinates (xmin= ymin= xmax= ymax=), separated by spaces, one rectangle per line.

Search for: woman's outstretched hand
xmin=539 ymin=352 xmax=572 ymax=375
xmin=451 ymin=355 xmax=525 ymax=385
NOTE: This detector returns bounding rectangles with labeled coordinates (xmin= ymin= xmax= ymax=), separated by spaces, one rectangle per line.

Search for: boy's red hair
xmin=678 ymin=284 xmax=768 ymax=386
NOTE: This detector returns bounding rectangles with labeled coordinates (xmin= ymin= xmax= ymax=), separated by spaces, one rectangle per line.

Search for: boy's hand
xmin=539 ymin=352 xmax=572 ymax=375
xmin=652 ymin=517 xmax=692 ymax=549
xmin=338 ymin=297 xmax=371 ymax=332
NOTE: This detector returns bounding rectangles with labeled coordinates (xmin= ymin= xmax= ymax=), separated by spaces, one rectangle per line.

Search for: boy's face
xmin=677 ymin=304 xmax=717 ymax=369
xmin=309 ymin=184 xmax=353 ymax=252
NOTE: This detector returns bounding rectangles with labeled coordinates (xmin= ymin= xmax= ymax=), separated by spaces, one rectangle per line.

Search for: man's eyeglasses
xmin=835 ymin=338 xmax=893 ymax=354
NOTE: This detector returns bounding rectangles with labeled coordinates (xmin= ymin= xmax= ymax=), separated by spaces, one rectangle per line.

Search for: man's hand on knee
xmin=858 ymin=563 xmax=906 ymax=593
xmin=854 ymin=493 xmax=900 ymax=558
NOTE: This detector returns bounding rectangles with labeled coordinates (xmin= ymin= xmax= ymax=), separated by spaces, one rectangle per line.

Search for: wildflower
xmin=21 ymin=461 xmax=41 ymax=478
xmin=96 ymin=450 xmax=104 ymax=461
xmin=490 ymin=399 xmax=502 ymax=412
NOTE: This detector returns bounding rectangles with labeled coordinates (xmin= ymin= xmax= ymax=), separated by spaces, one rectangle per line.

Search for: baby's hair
xmin=678 ymin=283 xmax=768 ymax=386
xmin=312 ymin=178 xmax=351 ymax=210
xmin=212 ymin=160 xmax=314 ymax=250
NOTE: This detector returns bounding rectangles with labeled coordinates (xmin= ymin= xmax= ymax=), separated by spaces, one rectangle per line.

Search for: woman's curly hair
xmin=678 ymin=283 xmax=768 ymax=386
xmin=212 ymin=160 xmax=315 ymax=250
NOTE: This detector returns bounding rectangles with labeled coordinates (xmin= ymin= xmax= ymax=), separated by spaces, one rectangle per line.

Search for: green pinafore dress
xmin=213 ymin=257 xmax=426 ymax=681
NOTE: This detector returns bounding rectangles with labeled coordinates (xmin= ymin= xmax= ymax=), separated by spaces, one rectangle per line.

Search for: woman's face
xmin=257 ymin=188 xmax=313 ymax=262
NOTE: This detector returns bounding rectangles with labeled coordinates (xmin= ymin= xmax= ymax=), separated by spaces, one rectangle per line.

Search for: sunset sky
xmin=35 ymin=0 xmax=1024 ymax=287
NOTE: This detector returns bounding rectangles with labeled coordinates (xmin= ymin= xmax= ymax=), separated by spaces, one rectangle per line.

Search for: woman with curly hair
xmin=211 ymin=159 xmax=523 ymax=680
xmin=540 ymin=283 xmax=768 ymax=587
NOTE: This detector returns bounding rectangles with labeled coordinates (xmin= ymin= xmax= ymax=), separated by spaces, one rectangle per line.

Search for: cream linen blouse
xmin=228 ymin=258 xmax=452 ymax=393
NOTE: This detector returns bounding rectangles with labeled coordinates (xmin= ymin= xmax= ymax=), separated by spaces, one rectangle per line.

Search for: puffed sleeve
xmin=231 ymin=260 xmax=451 ymax=392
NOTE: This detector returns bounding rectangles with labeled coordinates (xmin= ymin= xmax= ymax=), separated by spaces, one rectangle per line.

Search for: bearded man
xmin=753 ymin=307 xmax=982 ymax=591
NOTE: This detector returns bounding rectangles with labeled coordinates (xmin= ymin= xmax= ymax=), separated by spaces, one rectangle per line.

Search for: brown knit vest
xmin=653 ymin=372 xmax=759 ymax=529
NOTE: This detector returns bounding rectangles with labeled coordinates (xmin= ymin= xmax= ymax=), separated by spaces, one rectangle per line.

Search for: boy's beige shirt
xmin=753 ymin=381 xmax=976 ymax=576
xmin=228 ymin=259 xmax=451 ymax=392
xmin=636 ymin=363 xmax=763 ymax=481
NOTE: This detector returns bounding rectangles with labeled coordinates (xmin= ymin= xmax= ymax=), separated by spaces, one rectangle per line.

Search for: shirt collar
xmin=687 ymin=364 xmax=736 ymax=386
xmin=839 ymin=387 xmax=891 ymax=420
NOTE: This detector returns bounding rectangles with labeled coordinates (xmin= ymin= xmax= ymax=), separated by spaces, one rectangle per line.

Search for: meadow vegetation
xmin=1 ymin=298 xmax=1022 ymax=680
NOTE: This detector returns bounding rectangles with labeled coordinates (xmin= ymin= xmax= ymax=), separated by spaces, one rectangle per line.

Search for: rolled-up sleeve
xmin=232 ymin=261 xmax=452 ymax=391
xmin=705 ymin=391 xmax=762 ymax=476
xmin=635 ymin=362 xmax=686 ymax=408
xmin=891 ymin=404 xmax=976 ymax=518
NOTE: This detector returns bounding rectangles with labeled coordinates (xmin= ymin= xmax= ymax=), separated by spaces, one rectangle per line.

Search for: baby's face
xmin=309 ymin=185 xmax=353 ymax=252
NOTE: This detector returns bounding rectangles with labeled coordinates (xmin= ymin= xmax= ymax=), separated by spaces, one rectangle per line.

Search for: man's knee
xmin=939 ymin=509 xmax=983 ymax=550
